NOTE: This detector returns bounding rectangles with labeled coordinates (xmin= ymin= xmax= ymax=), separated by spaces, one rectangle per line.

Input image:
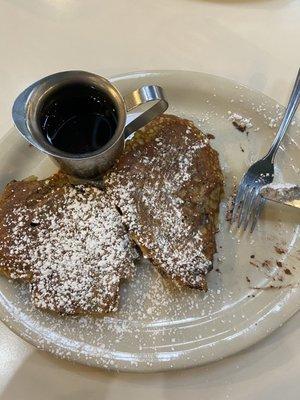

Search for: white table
xmin=0 ymin=1 xmax=299 ymax=398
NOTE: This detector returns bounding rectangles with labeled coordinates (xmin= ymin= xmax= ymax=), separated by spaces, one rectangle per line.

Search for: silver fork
xmin=232 ymin=68 xmax=300 ymax=232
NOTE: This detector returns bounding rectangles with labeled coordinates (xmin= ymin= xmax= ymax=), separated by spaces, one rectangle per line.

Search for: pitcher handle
xmin=123 ymin=85 xmax=168 ymax=138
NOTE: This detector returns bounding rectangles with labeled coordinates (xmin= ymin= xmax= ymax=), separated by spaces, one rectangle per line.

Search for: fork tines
xmin=231 ymin=177 xmax=265 ymax=232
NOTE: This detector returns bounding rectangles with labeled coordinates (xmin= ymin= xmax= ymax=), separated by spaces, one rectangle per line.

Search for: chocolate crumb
xmin=284 ymin=268 xmax=292 ymax=275
xmin=30 ymin=221 xmax=40 ymax=227
xmin=206 ymin=133 xmax=215 ymax=140
xmin=226 ymin=185 xmax=237 ymax=222
xmin=262 ymin=260 xmax=272 ymax=268
xmin=276 ymin=261 xmax=283 ymax=268
xmin=250 ymin=261 xmax=259 ymax=267
xmin=246 ymin=276 xmax=250 ymax=283
xmin=250 ymin=254 xmax=255 ymax=259
xmin=274 ymin=246 xmax=286 ymax=255
xmin=233 ymin=120 xmax=246 ymax=132
xmin=240 ymin=145 xmax=245 ymax=153
xmin=215 ymin=268 xmax=221 ymax=274
xmin=225 ymin=211 xmax=233 ymax=222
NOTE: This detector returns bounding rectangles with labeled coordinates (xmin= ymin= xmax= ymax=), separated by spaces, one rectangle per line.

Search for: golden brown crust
xmin=0 ymin=172 xmax=136 ymax=315
xmin=104 ymin=114 xmax=224 ymax=290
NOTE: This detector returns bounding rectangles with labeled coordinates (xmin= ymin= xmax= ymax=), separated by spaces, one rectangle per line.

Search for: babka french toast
xmin=104 ymin=114 xmax=223 ymax=290
xmin=0 ymin=173 xmax=136 ymax=315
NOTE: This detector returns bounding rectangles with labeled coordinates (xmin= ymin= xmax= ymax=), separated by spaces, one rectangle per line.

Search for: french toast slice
xmin=0 ymin=173 xmax=136 ymax=315
xmin=104 ymin=114 xmax=223 ymax=290
xmin=0 ymin=173 xmax=72 ymax=281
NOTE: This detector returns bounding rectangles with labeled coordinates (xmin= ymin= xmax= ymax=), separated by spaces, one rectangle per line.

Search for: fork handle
xmin=265 ymin=68 xmax=300 ymax=162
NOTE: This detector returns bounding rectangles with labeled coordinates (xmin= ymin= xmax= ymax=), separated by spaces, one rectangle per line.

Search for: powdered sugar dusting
xmin=1 ymin=184 xmax=136 ymax=315
xmin=105 ymin=115 xmax=223 ymax=289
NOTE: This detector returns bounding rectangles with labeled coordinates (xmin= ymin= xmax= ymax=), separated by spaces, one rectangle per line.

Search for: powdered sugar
xmin=228 ymin=112 xmax=253 ymax=130
xmin=1 ymin=184 xmax=136 ymax=315
xmin=105 ymin=115 xmax=223 ymax=289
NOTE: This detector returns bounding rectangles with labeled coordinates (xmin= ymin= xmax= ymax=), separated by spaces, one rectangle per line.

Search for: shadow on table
xmin=1 ymin=312 xmax=299 ymax=400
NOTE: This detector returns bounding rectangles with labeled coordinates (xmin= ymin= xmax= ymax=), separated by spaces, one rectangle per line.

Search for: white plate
xmin=0 ymin=70 xmax=299 ymax=372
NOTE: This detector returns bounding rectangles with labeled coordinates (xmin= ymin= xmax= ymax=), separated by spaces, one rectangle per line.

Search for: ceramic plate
xmin=0 ymin=70 xmax=299 ymax=372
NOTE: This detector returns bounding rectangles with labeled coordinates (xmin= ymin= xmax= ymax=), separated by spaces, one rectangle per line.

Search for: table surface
xmin=0 ymin=0 xmax=299 ymax=399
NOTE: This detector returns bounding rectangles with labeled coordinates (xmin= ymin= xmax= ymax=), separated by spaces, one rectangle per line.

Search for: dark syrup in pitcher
xmin=39 ymin=83 xmax=118 ymax=154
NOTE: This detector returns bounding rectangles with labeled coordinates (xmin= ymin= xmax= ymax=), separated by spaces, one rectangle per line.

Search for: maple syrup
xmin=39 ymin=83 xmax=118 ymax=154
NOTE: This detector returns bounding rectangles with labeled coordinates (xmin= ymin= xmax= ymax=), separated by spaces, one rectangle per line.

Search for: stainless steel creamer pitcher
xmin=12 ymin=70 xmax=168 ymax=178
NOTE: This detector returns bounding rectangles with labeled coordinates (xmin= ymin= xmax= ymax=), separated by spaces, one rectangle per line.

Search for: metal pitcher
xmin=12 ymin=70 xmax=168 ymax=178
